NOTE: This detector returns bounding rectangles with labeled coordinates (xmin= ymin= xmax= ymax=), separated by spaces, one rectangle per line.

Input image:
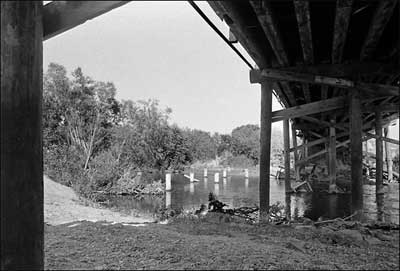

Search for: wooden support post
xmin=260 ymin=81 xmax=273 ymax=218
xmin=384 ymin=127 xmax=393 ymax=182
xmin=283 ymin=119 xmax=291 ymax=193
xmin=350 ymin=89 xmax=363 ymax=210
xmin=328 ymin=116 xmax=337 ymax=193
xmin=291 ymin=123 xmax=300 ymax=182
xmin=1 ymin=2 xmax=43 ymax=269
xmin=375 ymin=109 xmax=383 ymax=194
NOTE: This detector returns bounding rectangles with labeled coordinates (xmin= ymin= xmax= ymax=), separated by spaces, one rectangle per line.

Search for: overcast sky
xmin=43 ymin=1 xmax=398 ymax=139
xmin=43 ymin=1 xmax=284 ymax=134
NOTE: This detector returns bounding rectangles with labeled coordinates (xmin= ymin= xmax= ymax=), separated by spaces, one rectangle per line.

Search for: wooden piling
xmin=291 ymin=123 xmax=300 ymax=182
xmin=165 ymin=173 xmax=172 ymax=191
xmin=375 ymin=109 xmax=383 ymax=194
xmin=260 ymin=81 xmax=273 ymax=217
xmin=384 ymin=127 xmax=393 ymax=182
xmin=350 ymin=90 xmax=363 ymax=210
xmin=283 ymin=119 xmax=291 ymax=193
xmin=328 ymin=116 xmax=337 ymax=193
xmin=1 ymin=2 xmax=44 ymax=269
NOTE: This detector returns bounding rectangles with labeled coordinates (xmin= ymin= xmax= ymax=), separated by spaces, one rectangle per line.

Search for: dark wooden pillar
xmin=328 ymin=115 xmax=337 ymax=193
xmin=375 ymin=109 xmax=383 ymax=194
xmin=350 ymin=90 xmax=363 ymax=210
xmin=1 ymin=2 xmax=43 ymax=269
xmin=283 ymin=119 xmax=291 ymax=193
xmin=260 ymin=81 xmax=273 ymax=218
xmin=291 ymin=123 xmax=300 ymax=182
xmin=384 ymin=127 xmax=393 ymax=182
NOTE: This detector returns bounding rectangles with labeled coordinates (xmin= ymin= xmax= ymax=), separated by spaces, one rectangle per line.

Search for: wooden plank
xmin=1 ymin=2 xmax=44 ymax=269
xmin=360 ymin=0 xmax=398 ymax=61
xmin=250 ymin=68 xmax=399 ymax=96
xmin=362 ymin=104 xmax=400 ymax=113
xmin=271 ymin=96 xmax=347 ymax=122
xmin=332 ymin=0 xmax=353 ymax=64
xmin=260 ymin=81 xmax=273 ymax=218
xmin=294 ymin=0 xmax=314 ymax=64
xmin=43 ymin=1 xmax=129 ymax=40
xmin=283 ymin=119 xmax=291 ymax=193
xmin=375 ymin=109 xmax=384 ymax=193
xmin=350 ymin=89 xmax=363 ymax=209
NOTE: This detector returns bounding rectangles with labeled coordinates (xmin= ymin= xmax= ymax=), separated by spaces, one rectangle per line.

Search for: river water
xmin=103 ymin=169 xmax=399 ymax=224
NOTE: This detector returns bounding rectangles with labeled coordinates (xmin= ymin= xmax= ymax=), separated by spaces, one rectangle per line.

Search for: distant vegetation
xmin=43 ymin=63 xmax=284 ymax=199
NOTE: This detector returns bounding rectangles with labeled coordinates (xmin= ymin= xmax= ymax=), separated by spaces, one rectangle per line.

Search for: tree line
xmin=43 ymin=63 xmax=283 ymax=197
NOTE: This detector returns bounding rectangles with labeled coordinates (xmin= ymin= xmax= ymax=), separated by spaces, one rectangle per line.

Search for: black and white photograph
xmin=1 ymin=0 xmax=399 ymax=270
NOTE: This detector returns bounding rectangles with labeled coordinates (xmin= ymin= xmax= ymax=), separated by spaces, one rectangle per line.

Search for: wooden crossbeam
xmin=332 ymin=0 xmax=353 ymax=64
xmin=365 ymin=133 xmax=400 ymax=146
xmin=271 ymin=96 xmax=346 ymax=122
xmin=294 ymin=0 xmax=314 ymax=65
xmin=250 ymin=69 xmax=399 ymax=96
xmin=360 ymin=0 xmax=398 ymax=61
xmin=273 ymin=63 xmax=400 ymax=79
xmin=43 ymin=1 xmax=129 ymax=40
xmin=362 ymin=104 xmax=400 ymax=113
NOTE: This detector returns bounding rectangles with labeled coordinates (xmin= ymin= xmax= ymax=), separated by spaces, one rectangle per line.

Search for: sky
xmin=43 ymin=1 xmax=283 ymax=135
xmin=43 ymin=1 xmax=398 ymax=139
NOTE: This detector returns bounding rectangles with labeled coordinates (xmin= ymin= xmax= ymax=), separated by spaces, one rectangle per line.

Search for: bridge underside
xmin=1 ymin=1 xmax=399 ymax=269
xmin=208 ymin=0 xmax=399 ymax=218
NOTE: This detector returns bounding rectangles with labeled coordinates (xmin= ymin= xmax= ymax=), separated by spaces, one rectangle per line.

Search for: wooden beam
xmin=1 ymin=2 xmax=43 ymax=268
xmin=271 ymin=96 xmax=347 ymax=122
xmin=272 ymin=82 xmax=291 ymax=108
xmin=294 ymin=0 xmax=314 ymax=64
xmin=215 ymin=1 xmax=275 ymax=68
xmin=249 ymin=1 xmax=289 ymax=66
xmin=375 ymin=109 xmax=384 ymax=193
xmin=328 ymin=116 xmax=337 ymax=192
xmin=260 ymin=81 xmax=273 ymax=218
xmin=365 ymin=133 xmax=400 ymax=146
xmin=43 ymin=1 xmax=129 ymax=40
xmin=360 ymin=0 xmax=398 ymax=61
xmin=350 ymin=89 xmax=363 ymax=210
xmin=250 ymin=68 xmax=399 ymax=96
xmin=384 ymin=127 xmax=394 ymax=182
xmin=302 ymin=83 xmax=312 ymax=103
xmin=283 ymin=119 xmax=291 ymax=193
xmin=362 ymin=104 xmax=400 ymax=113
xmin=275 ymin=63 xmax=399 ymax=79
xmin=332 ymin=0 xmax=353 ymax=64
xmin=298 ymin=139 xmax=350 ymax=165
xmin=291 ymin=123 xmax=300 ymax=181
xmin=321 ymin=85 xmax=328 ymax=100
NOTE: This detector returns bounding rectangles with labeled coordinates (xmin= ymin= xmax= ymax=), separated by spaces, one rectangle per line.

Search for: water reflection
xmin=103 ymin=170 xmax=399 ymax=224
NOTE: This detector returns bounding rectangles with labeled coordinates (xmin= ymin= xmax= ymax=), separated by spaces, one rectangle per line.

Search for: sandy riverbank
xmin=44 ymin=176 xmax=153 ymax=225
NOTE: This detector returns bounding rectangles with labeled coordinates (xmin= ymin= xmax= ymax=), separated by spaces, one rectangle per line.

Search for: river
xmin=102 ymin=169 xmax=399 ymax=224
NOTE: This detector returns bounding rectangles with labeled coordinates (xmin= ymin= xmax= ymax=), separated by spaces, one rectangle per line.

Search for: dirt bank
xmin=44 ymin=176 xmax=153 ymax=225
xmin=45 ymin=213 xmax=399 ymax=270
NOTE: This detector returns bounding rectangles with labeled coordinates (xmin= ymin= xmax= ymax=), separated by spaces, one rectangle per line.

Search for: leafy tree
xmin=231 ymin=124 xmax=260 ymax=165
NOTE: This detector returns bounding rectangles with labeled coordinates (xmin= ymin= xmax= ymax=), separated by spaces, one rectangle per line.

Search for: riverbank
xmin=45 ymin=213 xmax=399 ymax=270
xmin=44 ymin=176 xmax=154 ymax=225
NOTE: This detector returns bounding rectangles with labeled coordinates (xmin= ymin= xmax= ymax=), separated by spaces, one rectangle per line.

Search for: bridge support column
xmin=291 ymin=123 xmax=300 ymax=182
xmin=260 ymin=81 xmax=273 ymax=220
xmin=283 ymin=119 xmax=291 ymax=193
xmin=384 ymin=127 xmax=393 ymax=183
xmin=328 ymin=115 xmax=337 ymax=193
xmin=375 ymin=109 xmax=383 ymax=194
xmin=350 ymin=89 xmax=363 ymax=211
xmin=1 ymin=2 xmax=43 ymax=269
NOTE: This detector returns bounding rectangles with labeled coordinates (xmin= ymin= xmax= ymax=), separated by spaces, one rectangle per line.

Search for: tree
xmin=231 ymin=124 xmax=260 ymax=165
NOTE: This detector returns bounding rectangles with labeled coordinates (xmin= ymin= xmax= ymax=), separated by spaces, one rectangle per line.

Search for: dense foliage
xmin=43 ymin=63 xmax=283 ymax=198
